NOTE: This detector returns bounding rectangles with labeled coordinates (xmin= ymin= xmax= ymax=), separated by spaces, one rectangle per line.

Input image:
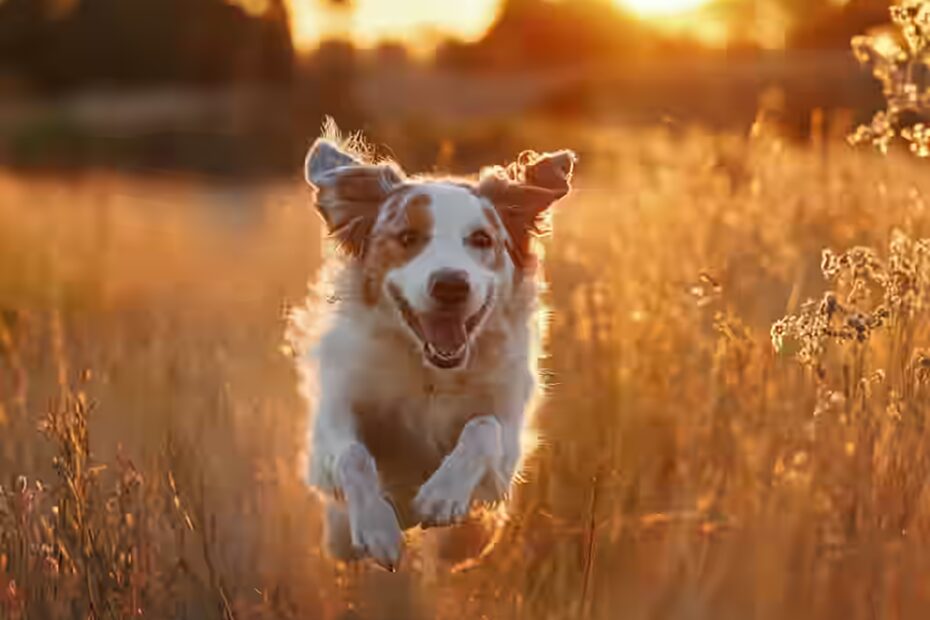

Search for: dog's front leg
xmin=413 ymin=415 xmax=506 ymax=527
xmin=310 ymin=384 xmax=404 ymax=568
xmin=335 ymin=442 xmax=404 ymax=570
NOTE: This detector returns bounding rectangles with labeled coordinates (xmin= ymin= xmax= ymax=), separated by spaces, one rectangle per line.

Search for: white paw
xmin=413 ymin=472 xmax=474 ymax=528
xmin=349 ymin=497 xmax=404 ymax=570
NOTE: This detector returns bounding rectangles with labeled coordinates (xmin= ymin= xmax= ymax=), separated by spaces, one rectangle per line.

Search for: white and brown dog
xmin=288 ymin=122 xmax=575 ymax=570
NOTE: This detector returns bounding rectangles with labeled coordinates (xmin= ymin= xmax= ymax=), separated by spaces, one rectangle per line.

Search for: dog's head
xmin=305 ymin=129 xmax=575 ymax=370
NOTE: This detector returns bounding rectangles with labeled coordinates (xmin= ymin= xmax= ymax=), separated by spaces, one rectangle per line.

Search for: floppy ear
xmin=305 ymin=138 xmax=404 ymax=258
xmin=478 ymin=149 xmax=576 ymax=269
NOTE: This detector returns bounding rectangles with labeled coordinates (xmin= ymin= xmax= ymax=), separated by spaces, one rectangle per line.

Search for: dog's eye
xmin=467 ymin=230 xmax=494 ymax=250
xmin=397 ymin=229 xmax=421 ymax=248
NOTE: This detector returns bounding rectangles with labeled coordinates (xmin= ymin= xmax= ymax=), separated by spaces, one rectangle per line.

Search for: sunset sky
xmin=284 ymin=0 xmax=721 ymax=53
xmin=286 ymin=0 xmax=503 ymax=53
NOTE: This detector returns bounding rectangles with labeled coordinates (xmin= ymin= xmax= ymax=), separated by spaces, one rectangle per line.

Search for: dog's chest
xmin=352 ymin=366 xmax=498 ymax=485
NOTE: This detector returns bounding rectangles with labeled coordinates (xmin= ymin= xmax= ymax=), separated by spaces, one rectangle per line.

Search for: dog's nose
xmin=429 ymin=270 xmax=470 ymax=306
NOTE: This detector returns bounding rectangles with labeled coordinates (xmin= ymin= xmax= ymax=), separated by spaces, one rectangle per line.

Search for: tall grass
xmin=3 ymin=121 xmax=930 ymax=618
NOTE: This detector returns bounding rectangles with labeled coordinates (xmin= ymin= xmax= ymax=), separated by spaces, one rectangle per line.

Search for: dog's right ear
xmin=305 ymin=139 xmax=404 ymax=258
xmin=477 ymin=149 xmax=576 ymax=271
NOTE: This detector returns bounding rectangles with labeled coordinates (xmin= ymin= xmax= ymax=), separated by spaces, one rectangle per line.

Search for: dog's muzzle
xmin=388 ymin=283 xmax=494 ymax=370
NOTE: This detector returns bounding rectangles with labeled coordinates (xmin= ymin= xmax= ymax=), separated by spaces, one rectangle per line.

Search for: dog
xmin=287 ymin=121 xmax=575 ymax=570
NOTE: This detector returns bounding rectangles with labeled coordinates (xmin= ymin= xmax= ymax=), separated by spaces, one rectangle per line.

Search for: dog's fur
xmin=287 ymin=120 xmax=575 ymax=570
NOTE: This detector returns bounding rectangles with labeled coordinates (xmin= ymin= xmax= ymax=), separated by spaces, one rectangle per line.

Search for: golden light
xmin=615 ymin=0 xmax=724 ymax=46
xmin=616 ymin=0 xmax=709 ymax=17
xmin=286 ymin=0 xmax=501 ymax=54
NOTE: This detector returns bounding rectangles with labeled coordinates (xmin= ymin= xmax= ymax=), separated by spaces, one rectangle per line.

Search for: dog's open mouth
xmin=388 ymin=284 xmax=494 ymax=370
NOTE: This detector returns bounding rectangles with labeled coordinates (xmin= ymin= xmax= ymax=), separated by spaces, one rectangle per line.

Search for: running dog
xmin=288 ymin=121 xmax=575 ymax=570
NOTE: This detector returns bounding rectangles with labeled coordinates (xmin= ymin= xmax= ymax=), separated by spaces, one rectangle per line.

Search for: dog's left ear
xmin=478 ymin=149 xmax=577 ymax=268
xmin=305 ymin=138 xmax=405 ymax=258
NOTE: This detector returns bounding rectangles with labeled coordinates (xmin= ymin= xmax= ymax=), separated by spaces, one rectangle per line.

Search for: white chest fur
xmin=310 ymin=301 xmax=534 ymax=499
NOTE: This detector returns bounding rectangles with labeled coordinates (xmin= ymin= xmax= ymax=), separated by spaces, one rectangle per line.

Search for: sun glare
xmin=286 ymin=0 xmax=500 ymax=54
xmin=284 ymin=0 xmax=724 ymax=55
xmin=617 ymin=0 xmax=709 ymax=17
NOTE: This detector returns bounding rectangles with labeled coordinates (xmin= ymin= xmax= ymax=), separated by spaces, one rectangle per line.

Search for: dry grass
xmin=3 ymin=123 xmax=930 ymax=619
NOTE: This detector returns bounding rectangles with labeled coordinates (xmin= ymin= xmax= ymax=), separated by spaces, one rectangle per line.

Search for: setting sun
xmin=283 ymin=0 xmax=723 ymax=54
xmin=617 ymin=0 xmax=709 ymax=17
xmin=286 ymin=0 xmax=500 ymax=53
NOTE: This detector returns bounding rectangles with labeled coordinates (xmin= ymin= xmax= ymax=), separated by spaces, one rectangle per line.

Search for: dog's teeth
xmin=427 ymin=343 xmax=461 ymax=360
xmin=423 ymin=341 xmax=469 ymax=368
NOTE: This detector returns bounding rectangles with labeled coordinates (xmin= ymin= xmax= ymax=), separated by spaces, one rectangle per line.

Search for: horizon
xmin=282 ymin=0 xmax=743 ymax=55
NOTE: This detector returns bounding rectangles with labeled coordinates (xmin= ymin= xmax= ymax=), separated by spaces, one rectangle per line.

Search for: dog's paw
xmin=349 ymin=496 xmax=404 ymax=571
xmin=413 ymin=472 xmax=474 ymax=528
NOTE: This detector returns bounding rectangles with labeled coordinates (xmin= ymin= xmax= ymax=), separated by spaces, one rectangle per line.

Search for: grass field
xmin=3 ymin=121 xmax=930 ymax=619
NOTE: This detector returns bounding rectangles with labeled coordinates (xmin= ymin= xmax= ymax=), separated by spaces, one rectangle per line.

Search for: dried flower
xmin=851 ymin=1 xmax=930 ymax=156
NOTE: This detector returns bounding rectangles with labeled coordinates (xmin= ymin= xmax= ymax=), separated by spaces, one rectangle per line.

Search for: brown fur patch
xmin=313 ymin=164 xmax=404 ymax=258
xmin=404 ymin=194 xmax=433 ymax=231
xmin=362 ymin=190 xmax=434 ymax=305
xmin=477 ymin=149 xmax=575 ymax=273
xmin=481 ymin=205 xmax=504 ymax=235
xmin=378 ymin=192 xmax=403 ymax=223
xmin=478 ymin=205 xmax=506 ymax=272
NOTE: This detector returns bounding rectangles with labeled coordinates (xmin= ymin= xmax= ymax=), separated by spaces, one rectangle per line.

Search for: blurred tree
xmin=374 ymin=42 xmax=411 ymax=70
xmin=292 ymin=0 xmax=365 ymax=131
xmin=774 ymin=0 xmax=833 ymax=22
xmin=436 ymin=0 xmax=649 ymax=72
xmin=702 ymin=0 xmax=889 ymax=52
xmin=300 ymin=38 xmax=364 ymax=128
xmin=788 ymin=0 xmax=889 ymax=50
xmin=0 ymin=0 xmax=294 ymax=93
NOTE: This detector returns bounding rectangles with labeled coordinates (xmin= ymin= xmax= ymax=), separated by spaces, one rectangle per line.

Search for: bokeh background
xmin=8 ymin=1 xmax=930 ymax=619
xmin=0 ymin=0 xmax=895 ymax=175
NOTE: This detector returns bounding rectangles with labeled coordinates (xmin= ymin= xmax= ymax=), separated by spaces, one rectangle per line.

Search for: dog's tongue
xmin=420 ymin=315 xmax=467 ymax=354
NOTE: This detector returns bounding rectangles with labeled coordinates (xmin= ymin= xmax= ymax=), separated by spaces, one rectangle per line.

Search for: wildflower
xmin=773 ymin=233 xmax=930 ymax=364
xmin=851 ymin=1 xmax=930 ymax=156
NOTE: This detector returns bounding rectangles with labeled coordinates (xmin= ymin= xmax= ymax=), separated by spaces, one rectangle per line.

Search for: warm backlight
xmin=616 ymin=0 xmax=709 ymax=17
xmin=284 ymin=0 xmax=719 ymax=54
xmin=287 ymin=0 xmax=500 ymax=53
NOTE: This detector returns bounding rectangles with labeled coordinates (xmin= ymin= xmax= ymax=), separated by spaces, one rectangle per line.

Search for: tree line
xmin=0 ymin=0 xmax=293 ymax=93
